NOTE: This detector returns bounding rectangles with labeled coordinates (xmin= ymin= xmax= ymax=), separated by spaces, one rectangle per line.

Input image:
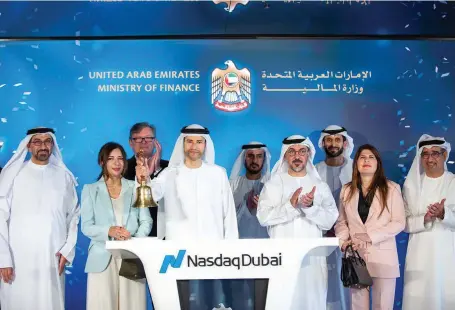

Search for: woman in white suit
xmin=81 ymin=142 xmax=153 ymax=310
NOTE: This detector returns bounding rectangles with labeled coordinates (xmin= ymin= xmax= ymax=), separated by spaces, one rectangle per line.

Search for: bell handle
xmin=137 ymin=149 xmax=147 ymax=167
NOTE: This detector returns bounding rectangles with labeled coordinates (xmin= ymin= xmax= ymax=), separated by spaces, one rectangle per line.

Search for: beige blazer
xmin=335 ymin=181 xmax=406 ymax=278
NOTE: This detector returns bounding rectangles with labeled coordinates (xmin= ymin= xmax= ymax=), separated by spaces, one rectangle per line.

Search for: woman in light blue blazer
xmin=81 ymin=142 xmax=152 ymax=310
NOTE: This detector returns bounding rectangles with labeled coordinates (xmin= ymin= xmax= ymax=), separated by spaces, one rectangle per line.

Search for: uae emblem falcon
xmin=211 ymin=60 xmax=252 ymax=112
xmin=212 ymin=0 xmax=249 ymax=12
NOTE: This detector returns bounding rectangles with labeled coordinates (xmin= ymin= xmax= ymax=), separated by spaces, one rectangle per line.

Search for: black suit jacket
xmin=124 ymin=157 xmax=169 ymax=237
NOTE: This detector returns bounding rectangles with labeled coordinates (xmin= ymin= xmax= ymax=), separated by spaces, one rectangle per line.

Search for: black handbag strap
xmin=346 ymin=245 xmax=361 ymax=259
xmin=346 ymin=244 xmax=367 ymax=266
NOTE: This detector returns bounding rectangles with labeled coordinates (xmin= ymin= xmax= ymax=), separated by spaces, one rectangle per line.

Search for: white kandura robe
xmin=257 ymin=172 xmax=339 ymax=310
xmin=86 ymin=195 xmax=146 ymax=310
xmin=150 ymin=162 xmax=239 ymax=240
xmin=150 ymin=162 xmax=238 ymax=310
xmin=230 ymin=176 xmax=269 ymax=239
xmin=0 ymin=161 xmax=79 ymax=310
xmin=403 ymin=171 xmax=455 ymax=310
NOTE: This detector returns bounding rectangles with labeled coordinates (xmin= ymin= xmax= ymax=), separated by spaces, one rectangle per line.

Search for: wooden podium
xmin=106 ymin=237 xmax=338 ymax=310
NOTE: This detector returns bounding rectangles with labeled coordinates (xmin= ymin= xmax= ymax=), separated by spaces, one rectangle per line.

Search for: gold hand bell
xmin=134 ymin=149 xmax=158 ymax=208
xmin=134 ymin=176 xmax=157 ymax=208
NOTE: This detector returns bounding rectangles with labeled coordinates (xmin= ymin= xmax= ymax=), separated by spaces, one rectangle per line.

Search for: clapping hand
xmin=290 ymin=187 xmax=303 ymax=208
xmin=424 ymin=210 xmax=435 ymax=224
xmin=298 ymin=186 xmax=316 ymax=208
xmin=149 ymin=139 xmax=162 ymax=174
xmin=427 ymin=199 xmax=446 ymax=220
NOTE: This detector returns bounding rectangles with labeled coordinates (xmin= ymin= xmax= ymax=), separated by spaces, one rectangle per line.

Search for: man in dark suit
xmin=124 ymin=122 xmax=168 ymax=238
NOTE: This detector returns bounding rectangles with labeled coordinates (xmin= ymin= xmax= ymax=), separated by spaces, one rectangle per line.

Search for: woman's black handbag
xmin=341 ymin=245 xmax=373 ymax=289
xmin=119 ymin=258 xmax=146 ymax=281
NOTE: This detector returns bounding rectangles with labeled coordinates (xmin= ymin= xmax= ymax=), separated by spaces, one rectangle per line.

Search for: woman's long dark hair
xmin=344 ymin=144 xmax=389 ymax=215
xmin=97 ymin=142 xmax=128 ymax=180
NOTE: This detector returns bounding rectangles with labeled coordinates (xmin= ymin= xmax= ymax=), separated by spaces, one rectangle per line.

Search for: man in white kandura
xmin=315 ymin=125 xmax=354 ymax=310
xmin=257 ymin=135 xmax=339 ymax=310
xmin=136 ymin=124 xmax=238 ymax=310
xmin=137 ymin=124 xmax=238 ymax=240
xmin=402 ymin=134 xmax=455 ymax=310
xmin=0 ymin=127 xmax=80 ymax=310
xmin=316 ymin=125 xmax=354 ymax=204
xmin=229 ymin=141 xmax=271 ymax=239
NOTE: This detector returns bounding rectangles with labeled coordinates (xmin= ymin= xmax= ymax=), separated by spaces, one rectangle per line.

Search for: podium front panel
xmin=106 ymin=237 xmax=338 ymax=310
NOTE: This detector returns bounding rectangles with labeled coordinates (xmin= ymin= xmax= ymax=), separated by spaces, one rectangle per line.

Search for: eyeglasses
xmin=287 ymin=149 xmax=309 ymax=157
xmin=30 ymin=139 xmax=53 ymax=147
xmin=421 ymin=150 xmax=445 ymax=159
xmin=131 ymin=137 xmax=155 ymax=143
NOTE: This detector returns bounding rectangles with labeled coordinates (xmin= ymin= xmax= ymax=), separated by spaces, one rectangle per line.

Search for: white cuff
xmin=299 ymin=203 xmax=318 ymax=217
xmin=59 ymin=243 xmax=75 ymax=265
xmin=286 ymin=202 xmax=302 ymax=217
xmin=424 ymin=221 xmax=434 ymax=229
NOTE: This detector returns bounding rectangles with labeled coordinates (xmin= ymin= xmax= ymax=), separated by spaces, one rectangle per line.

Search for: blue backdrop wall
xmin=0 ymin=1 xmax=454 ymax=310
xmin=0 ymin=37 xmax=453 ymax=310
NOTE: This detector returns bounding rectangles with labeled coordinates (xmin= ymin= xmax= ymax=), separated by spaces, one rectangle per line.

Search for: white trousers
xmin=87 ymin=258 xmax=147 ymax=310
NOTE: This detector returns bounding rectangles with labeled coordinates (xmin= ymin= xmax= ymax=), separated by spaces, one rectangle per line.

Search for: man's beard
xmin=36 ymin=150 xmax=50 ymax=161
xmin=246 ymin=163 xmax=263 ymax=174
xmin=324 ymin=146 xmax=344 ymax=158
xmin=289 ymin=159 xmax=305 ymax=172
xmin=185 ymin=150 xmax=202 ymax=160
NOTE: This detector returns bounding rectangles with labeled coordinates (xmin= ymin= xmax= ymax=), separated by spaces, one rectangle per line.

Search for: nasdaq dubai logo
xmin=188 ymin=253 xmax=281 ymax=269
xmin=211 ymin=60 xmax=252 ymax=112
xmin=159 ymin=250 xmax=186 ymax=274
xmin=160 ymin=250 xmax=282 ymax=273
xmin=213 ymin=0 xmax=249 ymax=12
